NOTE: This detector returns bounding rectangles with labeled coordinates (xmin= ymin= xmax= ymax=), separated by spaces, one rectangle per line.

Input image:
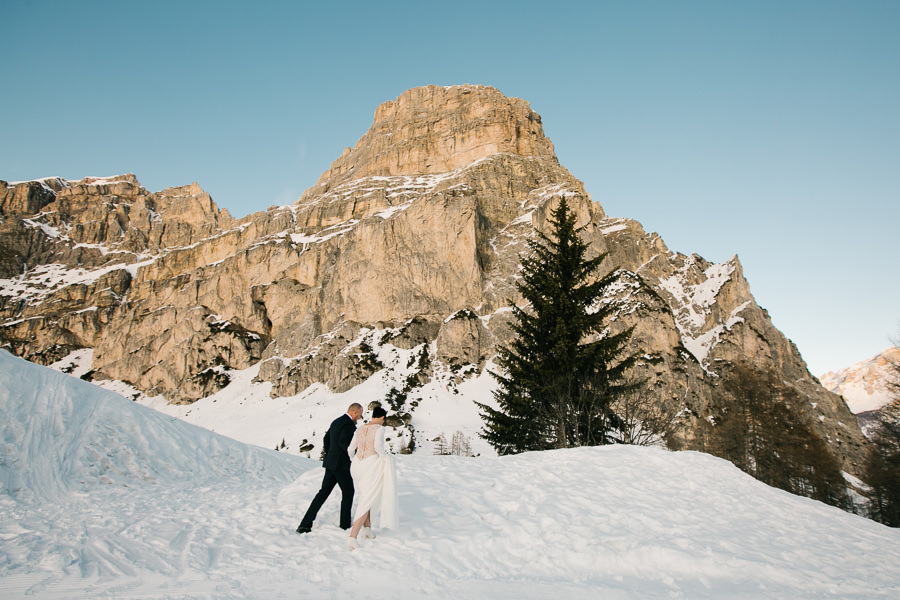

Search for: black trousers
xmin=299 ymin=468 xmax=355 ymax=530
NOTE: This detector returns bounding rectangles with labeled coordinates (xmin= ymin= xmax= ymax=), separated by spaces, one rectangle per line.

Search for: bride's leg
xmin=361 ymin=512 xmax=375 ymax=539
xmin=349 ymin=511 xmax=370 ymax=539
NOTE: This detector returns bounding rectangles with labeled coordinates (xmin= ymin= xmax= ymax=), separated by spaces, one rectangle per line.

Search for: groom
xmin=296 ymin=403 xmax=363 ymax=534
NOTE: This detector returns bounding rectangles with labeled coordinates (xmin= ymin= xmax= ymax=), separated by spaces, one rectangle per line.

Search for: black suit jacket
xmin=322 ymin=414 xmax=356 ymax=471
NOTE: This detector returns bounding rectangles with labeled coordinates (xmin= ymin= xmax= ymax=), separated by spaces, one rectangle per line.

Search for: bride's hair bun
xmin=372 ymin=406 xmax=387 ymax=419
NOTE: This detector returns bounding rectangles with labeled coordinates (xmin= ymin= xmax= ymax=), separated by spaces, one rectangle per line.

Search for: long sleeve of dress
xmin=379 ymin=430 xmax=399 ymax=529
xmin=374 ymin=426 xmax=386 ymax=457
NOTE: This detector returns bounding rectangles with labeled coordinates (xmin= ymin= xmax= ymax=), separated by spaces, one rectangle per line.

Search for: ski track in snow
xmin=2 ymin=350 xmax=900 ymax=599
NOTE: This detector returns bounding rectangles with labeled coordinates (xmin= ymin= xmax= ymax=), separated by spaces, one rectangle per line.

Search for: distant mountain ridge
xmin=821 ymin=347 xmax=899 ymax=415
xmin=820 ymin=347 xmax=899 ymax=440
xmin=0 ymin=85 xmax=870 ymax=486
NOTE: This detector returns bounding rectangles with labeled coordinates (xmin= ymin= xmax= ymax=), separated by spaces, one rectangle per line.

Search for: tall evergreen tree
xmin=478 ymin=198 xmax=636 ymax=454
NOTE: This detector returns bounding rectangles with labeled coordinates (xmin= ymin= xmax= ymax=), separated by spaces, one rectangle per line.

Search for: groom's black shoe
xmin=296 ymin=525 xmax=312 ymax=534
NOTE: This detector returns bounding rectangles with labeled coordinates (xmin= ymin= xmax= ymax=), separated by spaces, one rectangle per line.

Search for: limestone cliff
xmin=0 ymin=85 xmax=869 ymax=482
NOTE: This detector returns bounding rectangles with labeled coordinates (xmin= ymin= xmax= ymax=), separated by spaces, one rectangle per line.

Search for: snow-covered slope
xmin=3 ymin=350 xmax=900 ymax=599
xmin=0 ymin=348 xmax=299 ymax=503
xmin=820 ymin=347 xmax=899 ymax=414
xmin=50 ymin=345 xmax=495 ymax=458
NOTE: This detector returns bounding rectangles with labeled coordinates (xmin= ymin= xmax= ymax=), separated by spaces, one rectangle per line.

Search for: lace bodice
xmin=349 ymin=423 xmax=385 ymax=460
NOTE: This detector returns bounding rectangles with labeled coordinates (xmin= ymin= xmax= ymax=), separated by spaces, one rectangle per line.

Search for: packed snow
xmin=3 ymin=350 xmax=900 ymax=599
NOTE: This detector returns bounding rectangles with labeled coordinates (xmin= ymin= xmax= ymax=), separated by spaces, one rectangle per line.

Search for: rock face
xmin=0 ymin=85 xmax=870 ymax=480
xmin=314 ymin=85 xmax=558 ymax=186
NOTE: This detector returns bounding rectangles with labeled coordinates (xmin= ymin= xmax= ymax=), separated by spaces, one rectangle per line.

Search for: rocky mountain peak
xmin=309 ymin=85 xmax=558 ymax=191
xmin=0 ymin=85 xmax=874 ymax=495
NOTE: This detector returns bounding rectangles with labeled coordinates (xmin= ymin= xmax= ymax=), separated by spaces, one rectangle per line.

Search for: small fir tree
xmin=433 ymin=433 xmax=450 ymax=456
xmin=478 ymin=197 xmax=636 ymax=454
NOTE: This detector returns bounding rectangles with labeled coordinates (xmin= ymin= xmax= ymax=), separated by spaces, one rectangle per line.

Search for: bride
xmin=346 ymin=405 xmax=398 ymax=550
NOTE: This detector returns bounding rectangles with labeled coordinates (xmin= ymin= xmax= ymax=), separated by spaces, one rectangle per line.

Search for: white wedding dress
xmin=348 ymin=423 xmax=399 ymax=529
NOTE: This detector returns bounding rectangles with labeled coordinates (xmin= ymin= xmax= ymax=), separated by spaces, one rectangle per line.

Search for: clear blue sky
xmin=2 ymin=0 xmax=898 ymax=376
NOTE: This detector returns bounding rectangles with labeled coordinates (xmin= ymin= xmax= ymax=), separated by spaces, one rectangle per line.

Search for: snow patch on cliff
xmin=658 ymin=258 xmax=745 ymax=367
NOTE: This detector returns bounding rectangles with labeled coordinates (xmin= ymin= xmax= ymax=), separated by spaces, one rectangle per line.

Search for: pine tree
xmin=478 ymin=198 xmax=636 ymax=454
xmin=433 ymin=433 xmax=450 ymax=456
